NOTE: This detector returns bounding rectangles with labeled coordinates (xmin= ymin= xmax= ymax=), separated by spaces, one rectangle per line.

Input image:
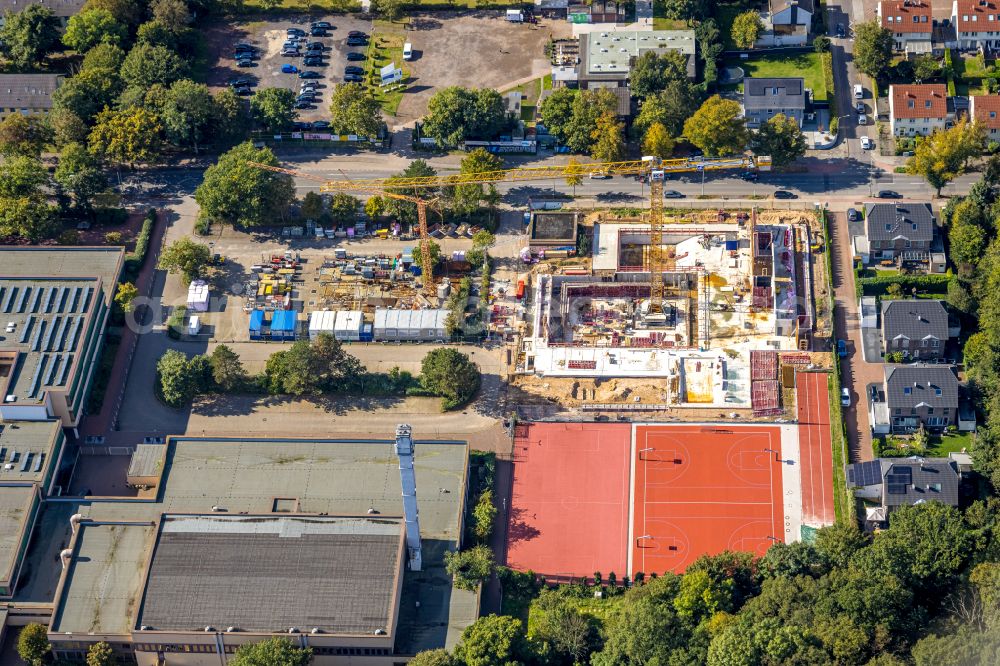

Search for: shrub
xmin=104 ymin=230 xmax=123 ymax=244
xmin=93 ymin=206 xmax=128 ymax=226
xmin=125 ymin=208 xmax=156 ymax=275
xmin=166 ymin=304 xmax=188 ymax=340
xmin=858 ymin=273 xmax=952 ymax=296
xmin=194 ymin=214 xmax=212 ymax=236
xmin=57 ymin=229 xmax=80 ymax=245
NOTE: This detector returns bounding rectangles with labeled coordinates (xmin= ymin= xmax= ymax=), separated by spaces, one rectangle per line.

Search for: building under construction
xmin=520 ymin=211 xmax=816 ymax=409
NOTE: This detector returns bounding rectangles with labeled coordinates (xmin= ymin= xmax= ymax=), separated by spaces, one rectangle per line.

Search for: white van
xmin=403 ymin=42 xmax=413 ymax=60
xmin=187 ymin=316 xmax=201 ymax=336
xmin=854 ymin=84 xmax=863 ymax=99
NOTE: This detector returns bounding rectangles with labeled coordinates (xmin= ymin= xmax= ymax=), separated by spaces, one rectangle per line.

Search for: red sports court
xmin=631 ymin=425 xmax=785 ymax=575
xmin=797 ymin=372 xmax=836 ymax=526
xmin=506 ymin=423 xmax=631 ymax=580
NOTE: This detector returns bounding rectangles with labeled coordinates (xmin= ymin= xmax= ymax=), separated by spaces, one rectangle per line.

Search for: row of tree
xmin=417 ymin=501 xmax=1000 ymax=665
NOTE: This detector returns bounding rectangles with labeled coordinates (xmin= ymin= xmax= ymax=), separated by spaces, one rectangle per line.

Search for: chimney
xmin=395 ymin=424 xmax=422 ymax=571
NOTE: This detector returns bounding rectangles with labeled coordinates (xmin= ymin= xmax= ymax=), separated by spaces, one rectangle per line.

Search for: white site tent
xmin=333 ymin=310 xmax=364 ymax=341
xmin=308 ymin=310 xmax=337 ymax=340
xmin=187 ymin=280 xmax=210 ymax=312
xmin=373 ymin=308 xmax=448 ymax=342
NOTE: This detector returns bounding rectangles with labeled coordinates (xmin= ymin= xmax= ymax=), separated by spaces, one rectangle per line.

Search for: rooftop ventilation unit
xmin=395 ymin=424 xmax=422 ymax=571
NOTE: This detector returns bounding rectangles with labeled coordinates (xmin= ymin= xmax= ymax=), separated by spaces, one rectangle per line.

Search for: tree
xmin=683 ymin=95 xmax=748 ymax=157
xmin=158 ymin=236 xmax=211 ymax=284
xmin=629 ymin=50 xmax=690 ymax=99
xmin=731 ymin=10 xmax=764 ymax=50
xmin=160 ymin=79 xmax=217 ymax=153
xmin=264 ymin=334 xmax=363 ymax=395
xmin=950 ymin=212 xmax=988 ymax=270
xmin=913 ymin=54 xmax=941 ymax=83
xmin=213 ymin=87 xmax=251 ymax=145
xmin=452 ymin=148 xmax=503 ymax=215
xmin=853 ymin=20 xmax=894 ymax=79
xmin=89 ymin=107 xmax=163 ymax=167
xmin=300 ymin=191 xmax=326 ymax=221
xmin=50 ymin=108 xmax=90 ymax=148
xmin=151 ymin=0 xmax=191 ymax=31
xmin=195 ymin=142 xmax=295 ymax=227
xmin=408 ymin=649 xmax=456 ymax=666
xmin=533 ymin=601 xmax=599 ymax=664
xmin=635 ymin=81 xmax=701 ymax=137
xmin=374 ymin=0 xmax=404 ymax=21
xmin=660 ymin=0 xmax=703 ymax=21
xmin=329 ymin=192 xmax=360 ymax=227
xmin=0 ymin=155 xmax=48 ymax=198
xmin=564 ymin=157 xmax=584 ymax=195
xmin=16 ymin=623 xmax=50 ymax=666
xmin=157 ymin=350 xmax=203 ymax=406
xmin=0 ymin=196 xmax=58 ymax=241
xmin=753 ymin=113 xmax=807 ymax=167
xmin=383 ymin=159 xmax=438 ymax=225
xmin=642 ymin=121 xmax=675 ymax=159
xmin=0 ymin=5 xmax=60 ymax=70
xmin=121 ymin=43 xmax=188 ymax=88
xmin=696 ymin=18 xmax=723 ymax=85
xmin=53 ymin=67 xmax=124 ymax=123
xmin=114 ymin=282 xmax=138 ymax=312
xmin=564 ymin=88 xmax=618 ymax=154
xmin=423 ymin=87 xmax=508 ymax=147
xmin=229 ymin=638 xmax=312 ymax=666
xmin=539 ymin=87 xmax=577 ymax=143
xmin=420 ymin=348 xmax=481 ymax=410
xmin=472 ymin=489 xmax=496 ymax=541
xmin=445 ymin=545 xmax=494 ymax=590
xmin=63 ymin=9 xmax=126 ymax=51
xmin=87 ymin=641 xmax=116 ymax=666
xmin=814 ymin=35 xmax=831 ymax=53
xmin=329 ymin=83 xmax=383 ymax=138
xmin=454 ymin=615 xmax=531 ymax=666
xmin=82 ymin=0 xmax=147 ymax=28
xmin=251 ymin=87 xmax=297 ymax=133
xmin=591 ymin=111 xmax=625 ymax=163
xmin=210 ymin=344 xmax=246 ymax=391
xmin=81 ymin=41 xmax=126 ymax=71
xmin=907 ymin=120 xmax=986 ymax=195
xmin=0 ymin=113 xmax=52 ymax=158
xmin=54 ymin=142 xmax=108 ymax=211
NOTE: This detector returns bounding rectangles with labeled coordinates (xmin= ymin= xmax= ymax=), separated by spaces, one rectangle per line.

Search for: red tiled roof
xmin=891 ymin=84 xmax=948 ymax=119
xmin=971 ymin=96 xmax=1000 ymax=129
xmin=955 ymin=0 xmax=1000 ymax=33
xmin=880 ymin=1 xmax=933 ymax=33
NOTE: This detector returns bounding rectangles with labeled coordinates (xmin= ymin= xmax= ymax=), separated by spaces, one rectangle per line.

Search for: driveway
xmin=827 ymin=211 xmax=880 ymax=462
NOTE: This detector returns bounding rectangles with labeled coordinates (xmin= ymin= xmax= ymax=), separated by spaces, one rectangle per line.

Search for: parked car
xmin=841 ymin=388 xmax=851 ymax=407
xmin=343 ymin=73 xmax=363 ymax=82
xmin=346 ymin=36 xmax=368 ymax=46
xmin=346 ymin=52 xmax=365 ymax=61
xmin=740 ymin=171 xmax=758 ymax=182
xmin=237 ymin=59 xmax=255 ymax=67
xmin=307 ymin=41 xmax=324 ymax=49
xmin=847 ymin=207 xmax=859 ymax=221
xmin=664 ymin=190 xmax=685 ymax=198
xmin=855 ymin=101 xmax=865 ymax=114
xmin=281 ymin=64 xmax=299 ymax=73
xmin=836 ymin=23 xmax=846 ymax=38
xmin=858 ymin=114 xmax=867 ymax=125
xmin=294 ymin=101 xmax=313 ymax=109
xmin=344 ymin=65 xmax=363 ymax=74
xmin=878 ymin=190 xmax=901 ymax=199
xmin=837 ymin=339 xmax=847 ymax=357
xmin=297 ymin=91 xmax=316 ymax=100
xmin=234 ymin=86 xmax=253 ymax=96
xmin=287 ymin=27 xmax=306 ymax=36
xmin=310 ymin=27 xmax=328 ymax=36
xmin=348 ymin=30 xmax=368 ymax=37
xmin=311 ymin=120 xmax=331 ymax=129
xmin=282 ymin=50 xmax=301 ymax=57
xmin=311 ymin=21 xmax=332 ymax=29
xmin=588 ymin=170 xmax=610 ymax=179
xmin=227 ymin=78 xmax=251 ymax=87
xmin=304 ymin=57 xmax=324 ymax=66
xmin=774 ymin=190 xmax=797 ymax=199
xmin=860 ymin=136 xmax=874 ymax=150
xmin=292 ymin=121 xmax=311 ymax=130
xmin=235 ymin=50 xmax=254 ymax=60
xmin=234 ymin=42 xmax=254 ymax=50
xmin=298 ymin=70 xmax=322 ymax=79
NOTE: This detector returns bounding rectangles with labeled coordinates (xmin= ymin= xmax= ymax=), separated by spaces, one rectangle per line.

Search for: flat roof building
xmin=49 ymin=435 xmax=476 ymax=664
xmin=0 ymin=247 xmax=124 ymax=428
xmin=574 ymin=30 xmax=696 ymax=88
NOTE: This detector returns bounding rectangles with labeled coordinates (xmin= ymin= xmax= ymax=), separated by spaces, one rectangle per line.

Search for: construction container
xmin=187 ymin=281 xmax=210 ymax=312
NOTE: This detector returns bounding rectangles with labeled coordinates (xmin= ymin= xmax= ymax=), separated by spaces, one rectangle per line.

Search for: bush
xmin=125 ymin=208 xmax=156 ymax=276
xmin=58 ymin=229 xmax=80 ymax=245
xmin=104 ymin=231 xmax=123 ymax=244
xmin=93 ymin=206 xmax=128 ymax=226
xmin=829 ymin=116 xmax=839 ymax=135
xmin=445 ymin=545 xmax=494 ymax=591
xmin=166 ymin=305 xmax=188 ymax=340
xmin=858 ymin=273 xmax=952 ymax=296
xmin=194 ymin=214 xmax=212 ymax=236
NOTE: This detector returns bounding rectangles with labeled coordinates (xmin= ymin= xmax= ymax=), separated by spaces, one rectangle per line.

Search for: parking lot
xmin=205 ymin=14 xmax=375 ymax=123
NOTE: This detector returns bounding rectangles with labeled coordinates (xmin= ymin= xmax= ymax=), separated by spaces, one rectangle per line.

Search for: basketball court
xmin=506 ymin=423 xmax=632 ymax=580
xmin=630 ymin=425 xmax=787 ymax=574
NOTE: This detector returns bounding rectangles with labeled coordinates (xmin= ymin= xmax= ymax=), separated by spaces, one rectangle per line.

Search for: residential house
xmin=742 ymin=77 xmax=806 ymax=128
xmin=884 ymin=364 xmax=959 ymax=432
xmin=881 ymin=299 xmax=956 ymax=360
xmin=878 ymin=0 xmax=933 ymax=55
xmin=952 ymin=0 xmax=1000 ymax=51
xmin=570 ymin=30 xmax=697 ymax=90
xmin=0 ymin=0 xmax=84 ymax=27
xmin=846 ymin=456 xmax=961 ymax=527
xmin=759 ymin=0 xmax=814 ymax=46
xmin=0 ymin=74 xmax=63 ymax=121
xmin=970 ymin=95 xmax=1000 ymax=141
xmin=888 ymin=84 xmax=950 ymax=136
xmin=864 ymin=201 xmax=936 ymax=262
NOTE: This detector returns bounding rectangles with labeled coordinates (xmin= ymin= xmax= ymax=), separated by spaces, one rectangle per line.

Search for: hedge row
xmin=858 ymin=273 xmax=952 ymax=296
xmin=124 ymin=208 xmax=157 ymax=277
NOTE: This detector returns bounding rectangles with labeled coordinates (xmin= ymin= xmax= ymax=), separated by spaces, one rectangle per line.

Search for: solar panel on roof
xmin=33 ymin=453 xmax=44 ymax=473
xmin=29 ymin=287 xmax=42 ymax=313
xmin=68 ymin=287 xmax=80 ymax=313
xmin=56 ymin=287 xmax=69 ymax=313
xmin=43 ymin=355 xmax=59 ymax=387
xmin=27 ymin=355 xmax=47 ymax=398
xmin=887 ymin=483 xmax=908 ymax=495
xmin=2 ymin=286 xmax=16 ymax=313
xmin=854 ymin=460 xmax=882 ymax=486
xmin=892 ymin=466 xmax=912 ymax=483
xmin=65 ymin=317 xmax=81 ymax=351
xmin=19 ymin=316 xmax=33 ymax=344
xmin=30 ymin=319 xmax=46 ymax=352
xmin=41 ymin=316 xmax=57 ymax=351
xmin=43 ymin=288 xmax=54 ymax=313
xmin=51 ymin=316 xmax=67 ymax=352
xmin=57 ymin=353 xmax=72 ymax=385
xmin=15 ymin=287 xmax=29 ymax=313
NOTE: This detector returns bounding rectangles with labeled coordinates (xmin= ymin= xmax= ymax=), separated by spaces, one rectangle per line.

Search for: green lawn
xmin=365 ymin=22 xmax=410 ymax=116
xmin=240 ymin=0 xmax=359 ymax=12
xmin=527 ymin=592 xmax=625 ymax=637
xmin=827 ymin=371 xmax=851 ymax=524
xmin=728 ymin=52 xmax=829 ymax=102
xmin=927 ymin=431 xmax=975 ymax=457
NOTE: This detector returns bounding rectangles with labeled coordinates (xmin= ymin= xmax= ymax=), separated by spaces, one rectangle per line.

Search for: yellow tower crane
xmin=250 ymin=154 xmax=770 ymax=307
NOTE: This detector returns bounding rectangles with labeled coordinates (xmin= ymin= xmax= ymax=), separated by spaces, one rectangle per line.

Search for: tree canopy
xmin=329 ymin=83 xmax=383 ymax=138
xmin=229 ymin=638 xmax=312 ymax=666
xmin=423 ymin=87 xmax=509 ymax=147
xmin=854 ymin=20 xmax=894 ymax=79
xmin=158 ymin=236 xmax=211 ymax=284
xmin=63 ymin=9 xmax=127 ymax=51
xmin=683 ymin=95 xmax=749 ymax=157
xmin=752 ymin=113 xmax=808 ymax=167
xmin=0 ymin=5 xmax=61 ymax=70
xmin=731 ymin=10 xmax=764 ymax=50
xmin=420 ymin=348 xmax=481 ymax=410
xmin=251 ymin=87 xmax=297 ymax=133
xmin=906 ymin=120 xmax=986 ymax=194
xmin=195 ymin=142 xmax=295 ymax=227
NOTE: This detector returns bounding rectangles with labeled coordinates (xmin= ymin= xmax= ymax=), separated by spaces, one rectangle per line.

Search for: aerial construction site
xmin=516 ymin=206 xmax=824 ymax=417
